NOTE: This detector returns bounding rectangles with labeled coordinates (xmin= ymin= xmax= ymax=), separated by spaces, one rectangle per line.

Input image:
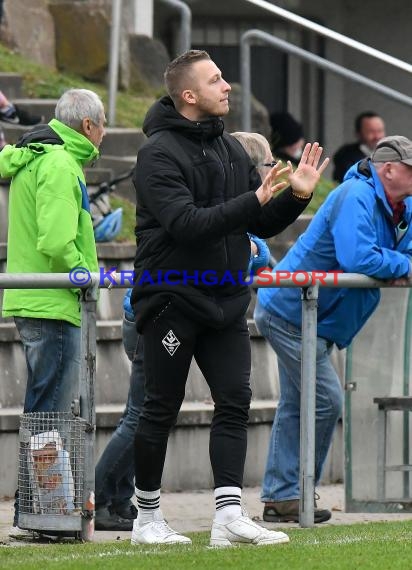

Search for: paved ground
xmin=2 ymin=484 xmax=412 ymax=545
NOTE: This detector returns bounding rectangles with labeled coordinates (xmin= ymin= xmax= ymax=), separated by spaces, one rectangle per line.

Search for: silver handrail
xmin=240 ymin=29 xmax=412 ymax=131
xmin=2 ymin=271 xmax=409 ymax=530
xmin=158 ymin=0 xmax=192 ymax=55
xmin=243 ymin=0 xmax=412 ymax=74
xmin=108 ymin=0 xmax=122 ymax=126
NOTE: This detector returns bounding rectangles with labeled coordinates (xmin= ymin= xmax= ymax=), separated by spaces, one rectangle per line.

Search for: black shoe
xmin=112 ymin=502 xmax=137 ymax=520
xmin=14 ymin=105 xmax=43 ymax=126
xmin=95 ymin=506 xmax=134 ymax=531
xmin=263 ymin=499 xmax=331 ymax=524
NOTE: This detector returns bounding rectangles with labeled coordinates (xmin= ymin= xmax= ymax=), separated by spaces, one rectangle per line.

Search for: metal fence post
xmin=108 ymin=0 xmax=122 ymax=126
xmin=240 ymin=34 xmax=252 ymax=132
xmin=300 ymin=283 xmax=319 ymax=527
xmin=79 ymin=280 xmax=99 ymax=541
xmin=158 ymin=0 xmax=192 ymax=55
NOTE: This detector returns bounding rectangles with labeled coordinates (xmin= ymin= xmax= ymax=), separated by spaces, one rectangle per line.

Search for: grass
xmin=306 ymin=175 xmax=337 ymax=214
xmin=2 ymin=522 xmax=412 ymax=569
xmin=110 ymin=194 xmax=136 ymax=243
xmin=0 ymin=43 xmax=159 ymax=128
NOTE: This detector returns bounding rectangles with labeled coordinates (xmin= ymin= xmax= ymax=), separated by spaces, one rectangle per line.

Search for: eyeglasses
xmin=261 ymin=160 xmax=278 ymax=168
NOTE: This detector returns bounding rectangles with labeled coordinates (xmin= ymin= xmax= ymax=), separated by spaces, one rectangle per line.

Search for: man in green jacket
xmin=0 ymin=87 xmax=105 ymax=414
xmin=1 ymin=88 xmax=105 ymax=530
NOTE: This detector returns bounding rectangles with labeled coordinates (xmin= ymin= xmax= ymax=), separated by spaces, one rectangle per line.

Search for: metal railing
xmin=240 ymin=1 xmax=412 ymax=132
xmin=243 ymin=0 xmax=412 ymax=74
xmin=240 ymin=30 xmax=412 ymax=132
xmin=159 ymin=0 xmax=192 ymax=55
xmin=0 ymin=271 xmax=409 ymax=530
xmin=108 ymin=0 xmax=192 ymax=126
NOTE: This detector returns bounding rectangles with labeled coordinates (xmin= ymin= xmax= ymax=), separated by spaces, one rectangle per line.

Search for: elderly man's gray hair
xmin=55 ymin=88 xmax=104 ymax=130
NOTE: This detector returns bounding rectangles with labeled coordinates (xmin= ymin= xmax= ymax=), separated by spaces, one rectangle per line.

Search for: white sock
xmin=214 ymin=486 xmax=242 ymax=523
xmin=135 ymin=487 xmax=161 ymax=526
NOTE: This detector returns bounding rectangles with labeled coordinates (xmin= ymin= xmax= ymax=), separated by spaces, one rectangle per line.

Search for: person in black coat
xmin=332 ymin=111 xmax=386 ymax=183
xmin=270 ymin=111 xmax=305 ymax=166
xmin=130 ymin=49 xmax=329 ymax=547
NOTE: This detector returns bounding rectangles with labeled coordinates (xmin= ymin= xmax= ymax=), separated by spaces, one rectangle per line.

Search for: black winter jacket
xmin=332 ymin=142 xmax=366 ymax=183
xmin=132 ymin=96 xmax=310 ymax=330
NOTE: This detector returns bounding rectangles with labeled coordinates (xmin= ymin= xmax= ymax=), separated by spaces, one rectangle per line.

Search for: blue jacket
xmin=258 ymin=159 xmax=412 ymax=349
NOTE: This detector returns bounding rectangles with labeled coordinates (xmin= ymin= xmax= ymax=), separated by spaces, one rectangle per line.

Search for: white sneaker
xmin=210 ymin=514 xmax=290 ymax=547
xmin=131 ymin=515 xmax=191 ymax=545
xmin=8 ymin=526 xmax=35 ymax=540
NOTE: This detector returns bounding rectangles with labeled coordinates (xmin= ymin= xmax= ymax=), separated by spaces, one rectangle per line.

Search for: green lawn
xmin=0 ymin=43 xmax=158 ymax=128
xmin=2 ymin=522 xmax=412 ymax=570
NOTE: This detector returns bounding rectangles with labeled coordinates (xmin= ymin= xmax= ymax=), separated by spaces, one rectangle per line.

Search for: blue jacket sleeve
xmin=247 ymin=234 xmax=272 ymax=273
xmin=123 ymin=288 xmax=135 ymax=321
xmin=331 ymin=189 xmax=410 ymax=279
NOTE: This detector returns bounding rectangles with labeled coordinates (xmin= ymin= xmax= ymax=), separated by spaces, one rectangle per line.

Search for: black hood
xmin=16 ymin=124 xmax=64 ymax=148
xmin=143 ymin=95 xmax=224 ymax=141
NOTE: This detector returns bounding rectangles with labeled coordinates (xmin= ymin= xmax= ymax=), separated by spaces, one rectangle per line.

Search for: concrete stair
xmin=0 ymin=72 xmax=23 ymax=99
xmin=12 ymin=98 xmax=56 ymax=122
xmin=0 ymin=71 xmax=145 ymax=181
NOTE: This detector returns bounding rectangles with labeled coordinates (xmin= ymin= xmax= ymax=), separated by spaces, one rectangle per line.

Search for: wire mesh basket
xmin=18 ymin=412 xmax=87 ymax=533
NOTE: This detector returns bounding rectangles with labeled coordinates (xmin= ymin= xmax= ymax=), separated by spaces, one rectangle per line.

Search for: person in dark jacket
xmin=332 ymin=111 xmax=386 ymax=183
xmin=130 ymin=49 xmax=329 ymax=547
xmin=93 ymin=132 xmax=272 ymax=533
xmin=270 ymin=111 xmax=305 ymax=166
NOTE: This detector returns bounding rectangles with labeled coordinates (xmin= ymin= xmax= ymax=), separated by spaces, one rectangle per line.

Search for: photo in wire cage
xmin=28 ymin=430 xmax=75 ymax=515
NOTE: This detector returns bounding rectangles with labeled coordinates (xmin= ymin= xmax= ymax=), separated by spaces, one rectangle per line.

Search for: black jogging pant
xmin=134 ymin=300 xmax=252 ymax=491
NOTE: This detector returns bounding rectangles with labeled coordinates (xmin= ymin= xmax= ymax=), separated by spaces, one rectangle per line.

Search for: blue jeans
xmin=13 ymin=317 xmax=81 ymax=526
xmin=95 ymin=317 xmax=145 ymax=510
xmin=15 ymin=317 xmax=80 ymax=413
xmin=254 ymin=302 xmax=343 ymax=502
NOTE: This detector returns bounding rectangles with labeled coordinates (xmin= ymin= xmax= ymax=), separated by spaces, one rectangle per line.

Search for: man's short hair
xmin=164 ymin=49 xmax=211 ymax=107
xmin=355 ymin=111 xmax=382 ymax=134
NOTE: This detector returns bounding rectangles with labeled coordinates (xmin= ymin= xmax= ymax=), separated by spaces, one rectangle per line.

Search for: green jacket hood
xmin=0 ymin=118 xmax=99 ymax=179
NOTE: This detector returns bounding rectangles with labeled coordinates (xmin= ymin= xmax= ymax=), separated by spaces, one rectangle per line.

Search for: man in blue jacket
xmin=255 ymin=135 xmax=412 ymax=523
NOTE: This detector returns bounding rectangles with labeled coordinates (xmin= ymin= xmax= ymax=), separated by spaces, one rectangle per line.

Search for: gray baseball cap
xmin=371 ymin=135 xmax=412 ymax=166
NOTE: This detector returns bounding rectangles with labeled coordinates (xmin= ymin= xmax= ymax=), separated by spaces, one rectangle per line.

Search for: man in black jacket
xmin=332 ymin=111 xmax=385 ymax=183
xmin=130 ymin=49 xmax=328 ymax=547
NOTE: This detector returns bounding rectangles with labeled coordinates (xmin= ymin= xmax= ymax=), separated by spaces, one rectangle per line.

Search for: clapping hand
xmin=255 ymin=161 xmax=292 ymax=206
xmin=255 ymin=142 xmax=329 ymax=205
xmin=287 ymin=142 xmax=329 ymax=198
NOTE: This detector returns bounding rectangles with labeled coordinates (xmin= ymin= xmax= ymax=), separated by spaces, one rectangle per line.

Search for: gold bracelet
xmin=291 ymin=190 xmax=312 ymax=200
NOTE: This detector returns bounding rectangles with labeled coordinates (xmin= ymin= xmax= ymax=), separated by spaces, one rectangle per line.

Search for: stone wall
xmin=1 ymin=0 xmax=56 ymax=69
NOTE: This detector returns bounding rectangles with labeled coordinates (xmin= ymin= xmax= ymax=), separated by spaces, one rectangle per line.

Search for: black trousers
xmin=134 ymin=301 xmax=252 ymax=491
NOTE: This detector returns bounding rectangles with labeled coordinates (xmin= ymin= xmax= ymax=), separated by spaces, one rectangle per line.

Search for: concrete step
xmin=0 ymin=400 xmax=279 ymax=494
xmin=13 ymin=98 xmax=57 ymax=123
xmin=0 ymin=402 xmax=343 ymax=494
xmin=0 ymin=315 xmax=279 ymax=406
xmin=0 ymin=398 xmax=277 ymax=432
xmin=84 ymin=167 xmax=114 ymax=186
xmin=0 ymin=123 xmax=145 ymax=160
xmin=96 ymin=156 xmax=136 ymax=200
xmin=0 ymin=73 xmax=23 ymax=99
xmin=99 ymin=128 xmax=145 ymax=157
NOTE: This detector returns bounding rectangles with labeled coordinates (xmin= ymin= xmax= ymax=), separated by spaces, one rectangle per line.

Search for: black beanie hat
xmin=270 ymin=112 xmax=304 ymax=149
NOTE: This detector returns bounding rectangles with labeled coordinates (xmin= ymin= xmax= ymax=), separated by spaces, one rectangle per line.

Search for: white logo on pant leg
xmin=162 ymin=329 xmax=181 ymax=356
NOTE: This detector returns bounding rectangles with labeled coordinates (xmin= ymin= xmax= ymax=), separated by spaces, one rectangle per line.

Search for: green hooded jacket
xmin=0 ymin=118 xmax=99 ymax=326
